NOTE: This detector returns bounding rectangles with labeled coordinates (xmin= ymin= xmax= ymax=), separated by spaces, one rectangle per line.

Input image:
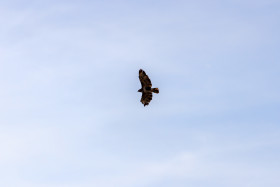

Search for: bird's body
xmin=138 ymin=69 xmax=159 ymax=106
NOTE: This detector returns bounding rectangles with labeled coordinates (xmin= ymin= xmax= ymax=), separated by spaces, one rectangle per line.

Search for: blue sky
xmin=0 ymin=0 xmax=280 ymax=186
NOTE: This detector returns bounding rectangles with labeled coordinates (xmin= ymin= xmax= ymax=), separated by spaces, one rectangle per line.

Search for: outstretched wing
xmin=141 ymin=91 xmax=153 ymax=106
xmin=139 ymin=69 xmax=152 ymax=88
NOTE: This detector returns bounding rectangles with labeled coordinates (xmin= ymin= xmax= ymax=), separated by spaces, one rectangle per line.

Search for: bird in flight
xmin=138 ymin=69 xmax=159 ymax=106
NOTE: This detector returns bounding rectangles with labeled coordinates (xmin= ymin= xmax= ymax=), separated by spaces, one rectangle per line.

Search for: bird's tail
xmin=152 ymin=88 xmax=159 ymax=93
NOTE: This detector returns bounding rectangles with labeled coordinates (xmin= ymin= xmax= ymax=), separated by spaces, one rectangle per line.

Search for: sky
xmin=0 ymin=0 xmax=280 ymax=186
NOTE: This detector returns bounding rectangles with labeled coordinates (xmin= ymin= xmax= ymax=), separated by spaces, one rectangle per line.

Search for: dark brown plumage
xmin=138 ymin=69 xmax=159 ymax=106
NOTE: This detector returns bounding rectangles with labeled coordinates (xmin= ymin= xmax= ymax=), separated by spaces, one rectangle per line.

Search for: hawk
xmin=138 ymin=69 xmax=159 ymax=106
